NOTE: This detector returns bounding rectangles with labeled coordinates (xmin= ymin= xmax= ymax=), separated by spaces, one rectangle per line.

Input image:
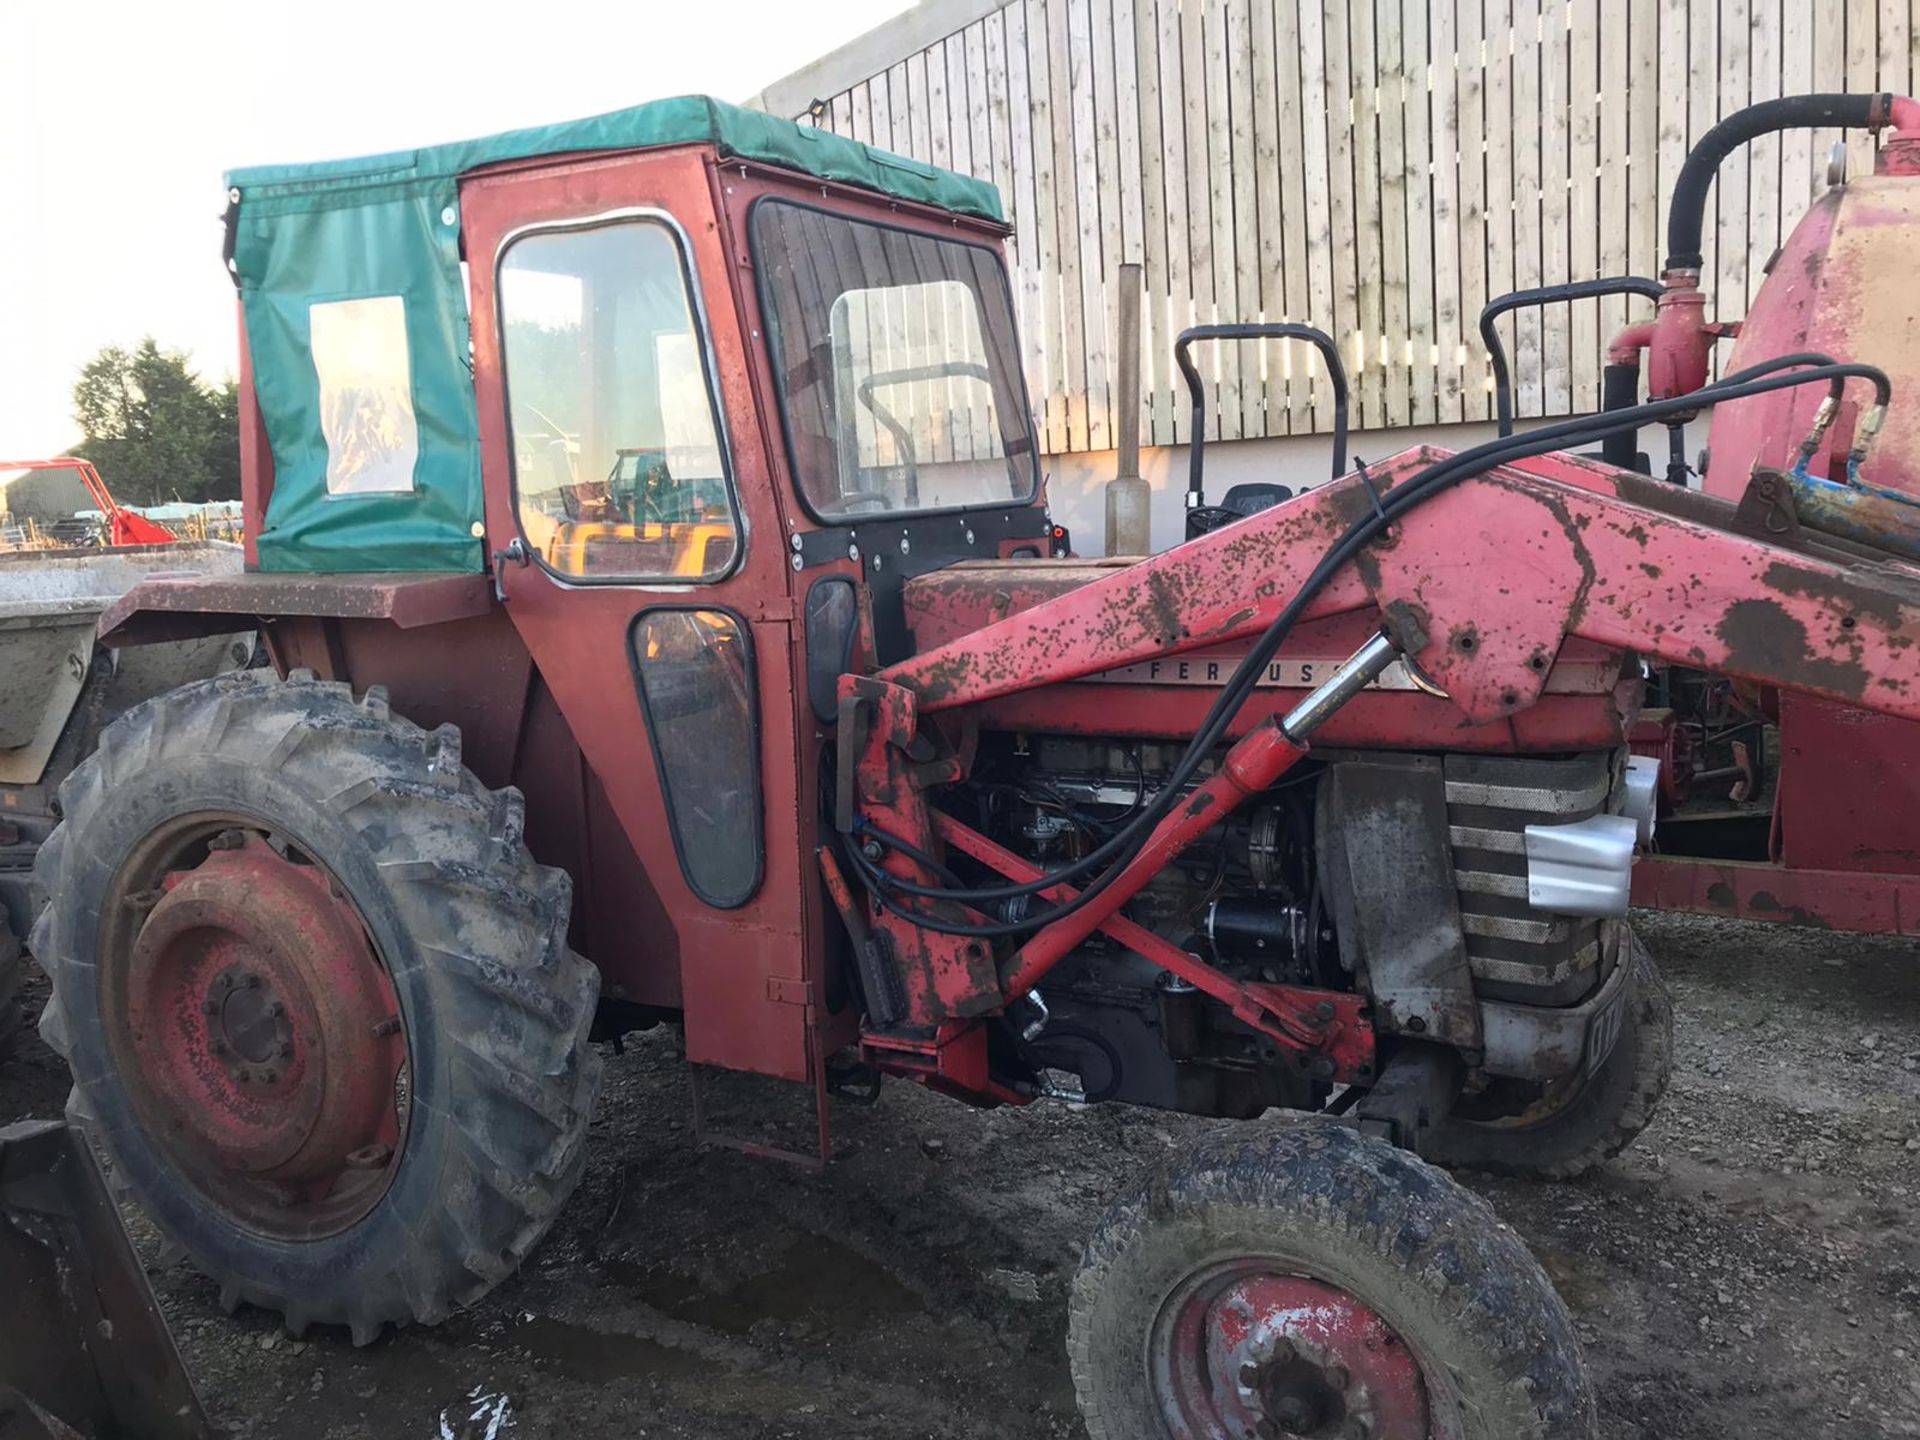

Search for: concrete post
xmin=1105 ymin=264 xmax=1151 ymax=555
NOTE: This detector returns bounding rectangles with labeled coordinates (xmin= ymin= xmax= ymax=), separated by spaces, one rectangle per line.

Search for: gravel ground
xmin=4 ymin=909 xmax=1918 ymax=1440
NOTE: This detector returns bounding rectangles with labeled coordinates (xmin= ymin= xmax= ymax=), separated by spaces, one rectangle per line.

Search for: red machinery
xmin=1569 ymin=94 xmax=1920 ymax=932
xmin=0 ymin=458 xmax=177 ymax=548
xmin=17 ymin=93 xmax=1920 ymax=1438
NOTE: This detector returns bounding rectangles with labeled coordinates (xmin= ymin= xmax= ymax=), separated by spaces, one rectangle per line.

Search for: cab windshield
xmin=751 ymin=201 xmax=1039 ymax=521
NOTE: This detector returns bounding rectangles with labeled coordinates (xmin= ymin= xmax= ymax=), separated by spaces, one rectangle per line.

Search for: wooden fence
xmin=793 ymin=0 xmax=1920 ymax=453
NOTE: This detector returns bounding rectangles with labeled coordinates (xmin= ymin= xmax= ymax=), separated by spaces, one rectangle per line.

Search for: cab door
xmin=461 ymin=148 xmax=816 ymax=1083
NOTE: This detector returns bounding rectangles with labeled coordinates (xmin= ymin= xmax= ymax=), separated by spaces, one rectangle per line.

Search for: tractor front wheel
xmin=1423 ymin=929 xmax=1672 ymax=1180
xmin=1069 ymin=1121 xmax=1595 ymax=1440
xmin=31 ymin=671 xmax=601 ymax=1342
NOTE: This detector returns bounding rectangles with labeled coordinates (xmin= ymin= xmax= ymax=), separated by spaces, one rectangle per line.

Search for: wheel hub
xmin=109 ymin=829 xmax=406 ymax=1233
xmin=1155 ymin=1266 xmax=1431 ymax=1440
xmin=208 ymin=966 xmax=294 ymax=1074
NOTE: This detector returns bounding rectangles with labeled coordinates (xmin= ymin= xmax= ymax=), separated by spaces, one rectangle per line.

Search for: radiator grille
xmin=1444 ymin=752 xmax=1616 ymax=1004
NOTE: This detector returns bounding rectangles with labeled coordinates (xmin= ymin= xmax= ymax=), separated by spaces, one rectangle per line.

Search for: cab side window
xmin=499 ymin=219 xmax=739 ymax=581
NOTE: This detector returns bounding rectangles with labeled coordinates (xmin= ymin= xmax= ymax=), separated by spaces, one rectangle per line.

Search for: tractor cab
xmin=102 ymin=95 xmax=1052 ymax=1101
xmin=214 ymin=94 xmax=1049 ymax=654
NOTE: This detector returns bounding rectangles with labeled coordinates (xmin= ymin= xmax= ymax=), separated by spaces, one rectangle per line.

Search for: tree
xmin=70 ymin=339 xmax=241 ymax=505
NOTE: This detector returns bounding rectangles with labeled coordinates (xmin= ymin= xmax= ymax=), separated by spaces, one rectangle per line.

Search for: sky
xmin=0 ymin=0 xmax=909 ymax=459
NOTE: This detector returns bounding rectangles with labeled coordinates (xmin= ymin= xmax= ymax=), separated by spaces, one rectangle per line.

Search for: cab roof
xmin=226 ymin=93 xmax=1004 ymax=224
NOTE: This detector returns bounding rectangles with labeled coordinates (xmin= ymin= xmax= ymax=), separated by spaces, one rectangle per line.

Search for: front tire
xmin=1424 ymin=930 xmax=1672 ymax=1180
xmin=1069 ymin=1121 xmax=1595 ymax=1440
xmin=32 ymin=671 xmax=602 ymax=1342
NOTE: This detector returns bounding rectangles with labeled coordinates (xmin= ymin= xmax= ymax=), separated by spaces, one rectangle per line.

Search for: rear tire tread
xmin=0 ymin=919 xmax=25 ymax=1063
xmin=32 ymin=671 xmax=602 ymax=1343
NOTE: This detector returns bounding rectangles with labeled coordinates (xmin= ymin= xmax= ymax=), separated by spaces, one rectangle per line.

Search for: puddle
xmin=514 ymin=1316 xmax=710 ymax=1385
xmin=603 ymin=1236 xmax=926 ymax=1336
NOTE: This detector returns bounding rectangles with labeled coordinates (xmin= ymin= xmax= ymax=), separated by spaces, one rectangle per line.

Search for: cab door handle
xmin=491 ymin=537 xmax=530 ymax=603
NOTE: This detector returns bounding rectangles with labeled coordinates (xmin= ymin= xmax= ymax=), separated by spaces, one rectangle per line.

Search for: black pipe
xmin=1601 ymin=361 xmax=1643 ymax=470
xmin=1665 ymin=93 xmax=1888 ymax=271
xmin=1480 ymin=277 xmax=1662 ymax=436
xmin=1667 ymin=423 xmax=1692 ymax=487
xmin=1172 ymin=324 xmax=1349 ymax=511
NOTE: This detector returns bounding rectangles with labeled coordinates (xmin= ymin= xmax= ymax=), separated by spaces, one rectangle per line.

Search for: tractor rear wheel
xmin=0 ymin=917 xmax=21 ymax=1062
xmin=1424 ymin=929 xmax=1671 ymax=1180
xmin=31 ymin=671 xmax=601 ymax=1342
xmin=1069 ymin=1120 xmax=1595 ymax=1440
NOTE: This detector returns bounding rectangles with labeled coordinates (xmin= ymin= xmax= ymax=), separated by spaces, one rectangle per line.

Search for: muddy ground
xmin=4 ymin=909 xmax=1919 ymax=1440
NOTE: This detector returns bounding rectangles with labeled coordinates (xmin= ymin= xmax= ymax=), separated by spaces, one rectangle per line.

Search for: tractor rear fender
xmin=92 ymin=571 xmax=687 ymax=1017
xmin=95 ymin=569 xmax=496 ymax=649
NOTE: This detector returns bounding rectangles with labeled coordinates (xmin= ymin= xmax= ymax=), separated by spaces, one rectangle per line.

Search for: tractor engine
xmin=957 ymin=730 xmax=1634 ymax=1120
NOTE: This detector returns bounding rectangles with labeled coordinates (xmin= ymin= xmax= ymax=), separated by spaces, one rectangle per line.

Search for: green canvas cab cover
xmin=226 ymin=94 xmax=1003 ymax=574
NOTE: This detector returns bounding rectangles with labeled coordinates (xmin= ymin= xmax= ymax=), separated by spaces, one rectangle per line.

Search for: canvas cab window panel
xmin=310 ymin=296 xmax=420 ymax=496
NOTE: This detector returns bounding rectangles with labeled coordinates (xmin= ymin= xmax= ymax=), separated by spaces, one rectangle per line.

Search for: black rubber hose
xmin=1480 ymin=277 xmax=1662 ymax=436
xmin=1601 ymin=361 xmax=1643 ymax=470
xmin=1666 ymin=94 xmax=1887 ymax=271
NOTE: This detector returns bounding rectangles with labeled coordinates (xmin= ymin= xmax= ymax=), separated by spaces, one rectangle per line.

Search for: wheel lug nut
xmin=211 ymin=1039 xmax=228 ymax=1056
xmin=203 ymin=1001 xmax=218 ymax=1016
xmin=243 ymin=974 xmax=261 ymax=990
xmin=268 ymin=1000 xmax=284 ymax=1017
xmin=279 ymin=1043 xmax=294 ymax=1060
xmin=263 ymin=1069 xmax=278 ymax=1084
xmin=1327 ymin=1364 xmax=1350 ymax=1391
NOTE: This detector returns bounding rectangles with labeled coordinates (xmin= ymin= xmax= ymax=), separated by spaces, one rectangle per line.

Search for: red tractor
xmin=23 ymin=94 xmax=1920 ymax=1439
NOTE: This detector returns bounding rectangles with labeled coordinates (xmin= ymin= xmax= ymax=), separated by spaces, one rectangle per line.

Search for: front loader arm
xmin=880 ymin=444 xmax=1920 ymax=727
xmin=841 ymin=442 xmax=1920 ymax=1077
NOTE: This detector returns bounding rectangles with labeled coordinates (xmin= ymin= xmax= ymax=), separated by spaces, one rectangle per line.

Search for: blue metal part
xmin=1786 ymin=468 xmax=1920 ymax=560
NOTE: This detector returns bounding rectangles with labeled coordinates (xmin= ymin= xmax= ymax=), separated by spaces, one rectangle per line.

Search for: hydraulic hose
xmin=1601 ymin=362 xmax=1644 ymax=469
xmin=855 ymin=358 xmax=1890 ymax=940
xmin=1665 ymin=94 xmax=1891 ymax=271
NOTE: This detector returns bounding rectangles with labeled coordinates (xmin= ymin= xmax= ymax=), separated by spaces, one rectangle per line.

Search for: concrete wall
xmin=1042 ymin=416 xmax=1702 ymax=555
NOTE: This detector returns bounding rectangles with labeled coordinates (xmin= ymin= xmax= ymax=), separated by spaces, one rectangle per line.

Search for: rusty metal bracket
xmin=0 ymin=1121 xmax=212 ymax=1440
xmin=1732 ymin=467 xmax=1805 ymax=543
xmin=689 ymin=1058 xmax=832 ymax=1173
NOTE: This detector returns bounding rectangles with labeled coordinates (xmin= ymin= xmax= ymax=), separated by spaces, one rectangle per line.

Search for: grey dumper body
xmin=0 ymin=542 xmax=251 ymax=944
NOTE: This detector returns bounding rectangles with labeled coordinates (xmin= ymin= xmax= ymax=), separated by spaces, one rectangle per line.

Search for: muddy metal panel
xmin=1776 ymin=692 xmax=1920 ymax=875
xmin=1631 ymin=851 xmax=1920 ymax=933
xmin=0 ymin=1120 xmax=212 ymax=1440
xmin=1708 ymin=176 xmax=1920 ymax=502
xmin=0 ymin=543 xmax=249 ymax=786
